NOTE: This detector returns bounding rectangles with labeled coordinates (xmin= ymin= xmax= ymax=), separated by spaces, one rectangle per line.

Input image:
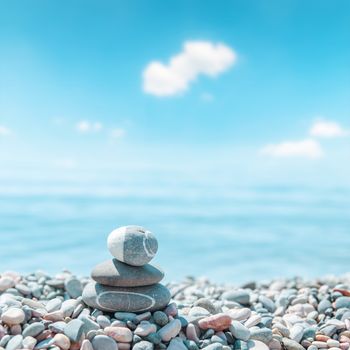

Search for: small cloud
xmin=260 ymin=139 xmax=323 ymax=159
xmin=76 ymin=121 xmax=103 ymax=133
xmin=200 ymin=92 xmax=214 ymax=102
xmin=111 ymin=128 xmax=126 ymax=139
xmin=143 ymin=41 xmax=237 ymax=97
xmin=0 ymin=125 xmax=11 ymax=136
xmin=310 ymin=120 xmax=348 ymax=138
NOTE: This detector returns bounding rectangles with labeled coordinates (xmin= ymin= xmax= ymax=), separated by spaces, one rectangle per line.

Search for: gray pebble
xmin=132 ymin=340 xmax=154 ymax=350
xmin=64 ymin=319 xmax=84 ymax=342
xmin=64 ymin=278 xmax=83 ymax=299
xmin=22 ymin=322 xmax=45 ymax=338
xmin=91 ymin=335 xmax=117 ymax=350
xmin=153 ymin=311 xmax=168 ymax=326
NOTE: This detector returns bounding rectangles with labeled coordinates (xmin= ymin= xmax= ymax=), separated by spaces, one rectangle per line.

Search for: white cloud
xmin=0 ymin=125 xmax=11 ymax=136
xmin=143 ymin=41 xmax=237 ymax=97
xmin=111 ymin=128 xmax=126 ymax=139
xmin=310 ymin=120 xmax=348 ymax=138
xmin=260 ymin=139 xmax=323 ymax=159
xmin=76 ymin=121 xmax=103 ymax=133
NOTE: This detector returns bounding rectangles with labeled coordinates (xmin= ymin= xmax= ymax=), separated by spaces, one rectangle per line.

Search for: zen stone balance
xmin=82 ymin=225 xmax=171 ymax=313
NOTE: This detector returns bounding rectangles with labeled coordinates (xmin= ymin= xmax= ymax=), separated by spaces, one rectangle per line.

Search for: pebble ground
xmin=1 ymin=271 xmax=350 ymax=350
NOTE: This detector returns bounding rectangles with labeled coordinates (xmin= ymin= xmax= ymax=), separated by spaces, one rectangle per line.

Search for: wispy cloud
xmin=76 ymin=121 xmax=103 ymax=133
xmin=310 ymin=120 xmax=348 ymax=138
xmin=0 ymin=125 xmax=12 ymax=136
xmin=143 ymin=41 xmax=237 ymax=97
xmin=260 ymin=139 xmax=323 ymax=159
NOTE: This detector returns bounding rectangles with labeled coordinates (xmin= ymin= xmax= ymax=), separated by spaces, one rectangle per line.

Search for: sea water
xmin=0 ymin=183 xmax=349 ymax=284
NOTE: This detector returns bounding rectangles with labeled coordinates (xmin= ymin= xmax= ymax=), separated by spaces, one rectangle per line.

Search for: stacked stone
xmin=82 ymin=225 xmax=171 ymax=314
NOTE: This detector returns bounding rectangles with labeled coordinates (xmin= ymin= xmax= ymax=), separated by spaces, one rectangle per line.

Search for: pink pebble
xmin=198 ymin=313 xmax=232 ymax=331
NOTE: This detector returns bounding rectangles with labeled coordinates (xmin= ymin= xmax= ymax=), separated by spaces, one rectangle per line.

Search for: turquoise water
xmin=0 ymin=184 xmax=349 ymax=283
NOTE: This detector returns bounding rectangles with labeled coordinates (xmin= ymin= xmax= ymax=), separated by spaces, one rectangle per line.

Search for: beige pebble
xmin=53 ymin=333 xmax=71 ymax=350
xmin=1 ymin=308 xmax=25 ymax=325
xmin=0 ymin=277 xmax=15 ymax=292
xmin=81 ymin=339 xmax=94 ymax=350
xmin=104 ymin=327 xmax=133 ymax=342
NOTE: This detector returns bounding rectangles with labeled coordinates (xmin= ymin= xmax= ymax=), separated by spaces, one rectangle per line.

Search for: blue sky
xmin=0 ymin=0 xmax=350 ymax=190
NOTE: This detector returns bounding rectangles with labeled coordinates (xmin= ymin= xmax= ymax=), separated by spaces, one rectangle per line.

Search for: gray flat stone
xmin=82 ymin=282 xmax=171 ymax=313
xmin=229 ymin=320 xmax=250 ymax=341
xmin=221 ymin=290 xmax=250 ymax=305
xmin=64 ymin=277 xmax=83 ymax=298
xmin=91 ymin=335 xmax=117 ymax=350
xmin=22 ymin=322 xmax=45 ymax=337
xmin=64 ymin=319 xmax=84 ymax=342
xmin=5 ymin=335 xmax=23 ymax=350
xmin=91 ymin=259 xmax=164 ymax=287
xmin=107 ymin=226 xmax=158 ymax=266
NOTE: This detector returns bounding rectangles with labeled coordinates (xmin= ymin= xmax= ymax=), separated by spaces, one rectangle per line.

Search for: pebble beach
xmin=1 ymin=271 xmax=350 ymax=350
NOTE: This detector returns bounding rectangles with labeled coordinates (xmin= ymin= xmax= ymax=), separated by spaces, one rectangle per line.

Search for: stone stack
xmin=82 ymin=225 xmax=171 ymax=313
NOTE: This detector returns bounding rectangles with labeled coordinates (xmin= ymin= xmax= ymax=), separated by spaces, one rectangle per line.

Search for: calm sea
xmin=0 ymin=183 xmax=349 ymax=284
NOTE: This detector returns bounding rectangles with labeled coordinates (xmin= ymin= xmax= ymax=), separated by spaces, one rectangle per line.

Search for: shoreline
xmin=0 ymin=271 xmax=350 ymax=350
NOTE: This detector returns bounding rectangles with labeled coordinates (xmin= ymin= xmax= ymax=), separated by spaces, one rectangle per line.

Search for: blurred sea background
xmin=1 ymin=178 xmax=349 ymax=283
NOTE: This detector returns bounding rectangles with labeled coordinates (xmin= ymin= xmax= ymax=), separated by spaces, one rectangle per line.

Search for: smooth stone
xmin=229 ymin=321 xmax=251 ymax=341
xmin=49 ymin=321 xmax=67 ymax=333
xmin=282 ymin=337 xmax=305 ymax=350
xmin=1 ymin=308 xmax=25 ymax=325
xmin=258 ymin=296 xmax=276 ymax=313
xmin=6 ymin=335 xmax=23 ymax=350
xmin=91 ymin=259 xmax=164 ymax=287
xmin=250 ymin=328 xmax=272 ymax=344
xmin=153 ymin=311 xmax=168 ymax=326
xmin=64 ymin=319 xmax=84 ymax=342
xmin=318 ymin=299 xmax=332 ymax=314
xmin=158 ymin=319 xmax=182 ymax=342
xmin=221 ymin=291 xmax=250 ymax=305
xmin=202 ymin=343 xmax=223 ymax=350
xmin=168 ymin=338 xmax=187 ymax=350
xmin=79 ymin=315 xmax=100 ymax=333
xmin=81 ymin=339 xmax=94 ymax=350
xmin=132 ymin=340 xmax=154 ymax=350
xmin=198 ymin=313 xmax=232 ymax=331
xmin=82 ymin=282 xmax=171 ymax=313
xmin=22 ymin=322 xmax=45 ymax=337
xmin=96 ymin=315 xmax=111 ymax=328
xmin=104 ymin=327 xmax=133 ymax=342
xmin=45 ymin=298 xmax=62 ymax=313
xmin=107 ymin=226 xmax=158 ymax=266
xmin=247 ymin=340 xmax=269 ymax=350
xmin=34 ymin=338 xmax=54 ymax=349
xmin=335 ymin=297 xmax=350 ymax=309
xmin=52 ymin=334 xmax=70 ymax=350
xmin=15 ymin=284 xmax=31 ymax=295
xmin=64 ymin=278 xmax=83 ymax=298
xmin=186 ymin=307 xmax=210 ymax=323
xmin=146 ymin=332 xmax=162 ymax=345
xmin=193 ymin=299 xmax=217 ymax=314
xmin=0 ymin=277 xmax=15 ymax=292
xmin=91 ymin=335 xmax=117 ymax=350
xmin=134 ymin=321 xmax=157 ymax=337
xmin=290 ymin=324 xmax=304 ymax=343
xmin=227 ymin=308 xmax=251 ymax=321
xmin=22 ymin=336 xmax=37 ymax=350
xmin=61 ymin=299 xmax=78 ymax=318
